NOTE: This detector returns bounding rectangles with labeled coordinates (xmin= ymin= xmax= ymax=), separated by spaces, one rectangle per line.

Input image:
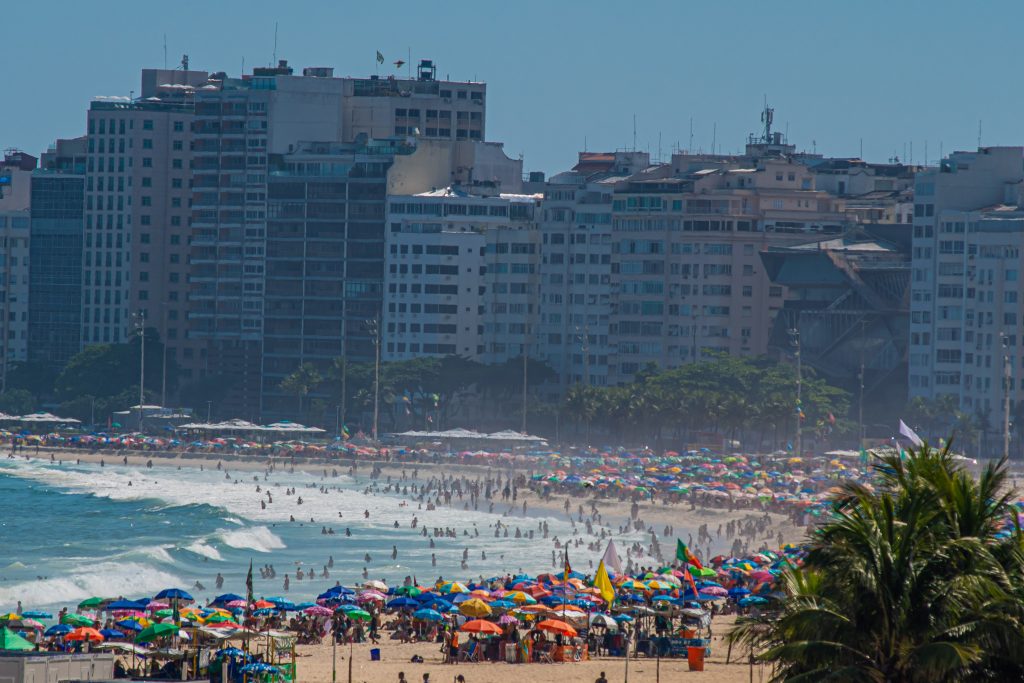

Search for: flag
xmin=244 ymin=559 xmax=254 ymax=622
xmin=563 ymin=547 xmax=572 ymax=584
xmin=376 ymin=51 xmax=384 ymax=65
xmin=594 ymin=560 xmax=615 ymax=607
xmin=601 ymin=540 xmax=622 ymax=576
xmin=676 ymin=539 xmax=703 ymax=570
xmin=682 ymin=564 xmax=699 ymax=600
xmin=899 ymin=419 xmax=923 ymax=447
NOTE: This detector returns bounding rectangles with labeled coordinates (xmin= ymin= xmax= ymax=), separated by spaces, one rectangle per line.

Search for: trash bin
xmin=370 ymin=648 xmax=381 ymax=661
xmin=687 ymin=646 xmax=705 ymax=671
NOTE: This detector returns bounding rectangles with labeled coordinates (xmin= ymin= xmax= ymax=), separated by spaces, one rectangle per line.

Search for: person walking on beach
xmin=595 ymin=672 xmax=608 ymax=683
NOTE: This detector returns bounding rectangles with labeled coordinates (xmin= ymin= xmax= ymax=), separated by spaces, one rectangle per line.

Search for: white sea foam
xmin=218 ymin=526 xmax=285 ymax=553
xmin=0 ymin=562 xmax=182 ymax=608
xmin=184 ymin=541 xmax=223 ymax=561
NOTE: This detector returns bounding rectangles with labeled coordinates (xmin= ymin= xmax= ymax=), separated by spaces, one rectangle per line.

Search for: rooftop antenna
xmin=978 ymin=120 xmax=982 ymax=148
xmin=658 ymin=131 xmax=662 ymax=163
xmin=272 ymin=21 xmax=278 ymax=66
xmin=761 ymin=96 xmax=774 ymax=143
xmin=814 ymin=139 xmax=818 ymax=155
xmin=182 ymin=54 xmax=188 ymax=71
xmin=688 ymin=118 xmax=694 ymax=154
xmin=163 ymin=34 xmax=167 ymax=69
xmin=711 ymin=122 xmax=717 ymax=156
xmin=632 ymin=114 xmax=637 ymax=151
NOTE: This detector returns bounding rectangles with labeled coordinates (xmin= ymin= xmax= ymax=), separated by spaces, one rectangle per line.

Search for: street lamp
xmin=366 ymin=317 xmax=381 ymax=441
xmin=132 ymin=310 xmax=146 ymax=431
xmin=788 ymin=324 xmax=802 ymax=457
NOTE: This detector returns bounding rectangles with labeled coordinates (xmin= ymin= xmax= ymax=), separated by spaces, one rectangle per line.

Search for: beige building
xmin=608 ymin=153 xmax=856 ymax=382
xmin=0 ymin=151 xmax=34 ymax=384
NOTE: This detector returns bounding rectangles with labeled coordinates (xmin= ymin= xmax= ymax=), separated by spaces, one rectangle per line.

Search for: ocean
xmin=0 ymin=455 xmax=638 ymax=612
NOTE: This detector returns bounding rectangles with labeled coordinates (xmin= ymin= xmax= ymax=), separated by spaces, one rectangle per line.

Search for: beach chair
xmin=459 ymin=641 xmax=478 ymax=662
xmin=538 ymin=646 xmax=554 ymax=664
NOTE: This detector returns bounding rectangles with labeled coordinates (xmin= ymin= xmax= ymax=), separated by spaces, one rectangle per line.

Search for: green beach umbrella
xmin=346 ymin=609 xmax=371 ymax=621
xmin=78 ymin=597 xmax=106 ymax=610
xmin=60 ymin=614 xmax=95 ymax=627
xmin=135 ymin=622 xmax=179 ymax=643
xmin=153 ymin=609 xmax=174 ymax=618
xmin=0 ymin=626 xmax=34 ymax=651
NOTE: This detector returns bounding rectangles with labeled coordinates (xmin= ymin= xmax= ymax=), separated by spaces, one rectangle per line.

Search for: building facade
xmin=29 ymin=137 xmax=87 ymax=368
xmin=908 ymin=147 xmax=1024 ymax=403
xmin=0 ymin=151 xmax=34 ymax=385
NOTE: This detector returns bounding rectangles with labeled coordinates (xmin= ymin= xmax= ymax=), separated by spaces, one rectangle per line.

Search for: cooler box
xmin=369 ymin=648 xmax=380 ymax=661
xmin=687 ymin=646 xmax=705 ymax=671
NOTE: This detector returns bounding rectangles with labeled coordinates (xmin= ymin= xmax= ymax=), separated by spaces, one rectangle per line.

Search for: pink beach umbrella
xmin=303 ymin=606 xmax=333 ymax=617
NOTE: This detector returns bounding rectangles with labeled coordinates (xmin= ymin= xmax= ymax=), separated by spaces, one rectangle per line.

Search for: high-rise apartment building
xmin=908 ymin=147 xmax=1024 ymax=403
xmin=83 ymin=67 xmax=207 ymax=368
xmin=259 ymin=139 xmax=408 ymax=418
xmin=189 ymin=59 xmax=492 ymax=416
xmin=905 ymin=147 xmax=1024 ymax=426
xmin=384 ymin=187 xmax=540 ymax=363
xmin=537 ymin=152 xmax=650 ymax=389
xmin=29 ymin=137 xmax=86 ymax=368
xmin=0 ymin=151 xmax=34 ymax=386
xmin=606 ymin=153 xmax=855 ymax=382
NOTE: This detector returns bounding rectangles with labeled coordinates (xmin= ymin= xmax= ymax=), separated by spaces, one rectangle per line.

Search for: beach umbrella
xmin=154 ymin=588 xmax=193 ymax=602
xmin=441 ymin=582 xmax=469 ymax=594
xmin=252 ymin=600 xmax=275 ymax=610
xmin=386 ymin=597 xmax=418 ymax=609
xmin=45 ymin=624 xmax=73 ymax=637
xmin=536 ymin=619 xmax=577 ymax=638
xmin=458 ymin=599 xmax=492 ymax=618
xmin=78 ymin=597 xmax=107 ymax=610
xmin=497 ymin=614 xmax=518 ymax=625
xmin=345 ymin=609 xmax=371 ymax=621
xmin=362 ymin=580 xmax=388 ymax=591
xmin=99 ymin=629 xmax=125 ymax=639
xmin=303 ymin=606 xmax=333 ymax=617
xmin=393 ymin=586 xmax=423 ymax=597
xmin=460 ymin=619 xmax=502 ymax=636
xmin=240 ymin=663 xmax=279 ymax=675
xmin=589 ymin=614 xmax=618 ymax=629
xmin=116 ymin=620 xmax=145 ymax=632
xmin=107 ymin=599 xmax=146 ymax=611
xmin=613 ymin=614 xmax=634 ymax=623
xmin=213 ymin=594 xmax=245 ymax=605
xmin=0 ymin=627 xmax=34 ymax=651
xmin=66 ymin=627 xmax=104 ymax=642
xmin=135 ymin=622 xmax=179 ymax=643
xmin=728 ymin=587 xmax=752 ymax=598
xmin=739 ymin=596 xmax=768 ymax=607
xmin=60 ymin=614 xmax=95 ymax=627
xmin=489 ymin=600 xmax=515 ymax=610
xmin=412 ymin=609 xmax=443 ymax=622
xmin=20 ymin=611 xmax=52 ymax=619
xmin=215 ymin=647 xmax=248 ymax=658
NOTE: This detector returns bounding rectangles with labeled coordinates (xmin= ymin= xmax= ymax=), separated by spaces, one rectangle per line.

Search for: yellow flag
xmin=595 ymin=560 xmax=615 ymax=607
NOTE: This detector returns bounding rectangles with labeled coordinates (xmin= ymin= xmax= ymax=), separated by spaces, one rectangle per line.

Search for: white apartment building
xmin=384 ymin=188 xmax=540 ymax=363
xmin=537 ymin=151 xmax=650 ymax=389
xmin=908 ymin=147 xmax=1024 ymax=401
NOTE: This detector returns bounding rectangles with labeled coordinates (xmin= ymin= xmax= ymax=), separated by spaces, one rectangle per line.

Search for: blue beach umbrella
xmin=21 ymin=611 xmax=52 ymax=619
xmin=412 ymin=608 xmax=443 ymax=621
xmin=100 ymin=628 xmax=125 ymax=639
xmin=45 ymin=624 xmax=73 ymax=637
xmin=155 ymin=588 xmax=193 ymax=601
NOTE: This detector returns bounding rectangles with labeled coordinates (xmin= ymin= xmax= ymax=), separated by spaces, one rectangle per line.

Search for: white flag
xmin=899 ymin=419 xmax=924 ymax=447
xmin=601 ymin=540 xmax=622 ymax=576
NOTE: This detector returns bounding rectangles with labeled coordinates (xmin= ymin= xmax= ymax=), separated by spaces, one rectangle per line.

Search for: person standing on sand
xmin=595 ymin=672 xmax=608 ymax=683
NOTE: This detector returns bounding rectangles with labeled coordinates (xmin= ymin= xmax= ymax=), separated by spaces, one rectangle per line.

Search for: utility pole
xmin=521 ymin=347 xmax=528 ymax=433
xmin=1003 ymin=333 xmax=1012 ymax=460
xmin=789 ymin=324 xmax=802 ymax=456
xmin=858 ymin=320 xmax=866 ymax=447
xmin=367 ymin=317 xmax=381 ymax=441
xmin=133 ymin=310 xmax=146 ymax=431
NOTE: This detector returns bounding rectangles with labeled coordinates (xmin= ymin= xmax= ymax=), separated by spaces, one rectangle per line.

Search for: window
xmin=173 ymin=121 xmax=184 ymax=132
xmin=142 ymin=158 xmax=152 ymax=168
xmin=143 ymin=119 xmax=153 ymax=130
xmin=172 ymin=140 xmax=183 ymax=151
xmin=142 ymin=139 xmax=153 ymax=149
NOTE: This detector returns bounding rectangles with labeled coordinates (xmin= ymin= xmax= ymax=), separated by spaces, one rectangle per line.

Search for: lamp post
xmin=366 ymin=318 xmax=381 ymax=441
xmin=132 ymin=310 xmax=146 ymax=431
xmin=788 ymin=324 xmax=802 ymax=457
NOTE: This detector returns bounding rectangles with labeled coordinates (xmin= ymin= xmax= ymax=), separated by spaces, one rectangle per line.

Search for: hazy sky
xmin=4 ymin=1 xmax=1023 ymax=173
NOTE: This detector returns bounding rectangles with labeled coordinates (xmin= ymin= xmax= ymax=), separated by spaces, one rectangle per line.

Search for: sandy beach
xmin=291 ymin=616 xmax=763 ymax=683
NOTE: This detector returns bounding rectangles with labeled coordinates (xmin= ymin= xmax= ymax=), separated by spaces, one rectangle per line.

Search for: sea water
xmin=0 ymin=456 xmax=645 ymax=612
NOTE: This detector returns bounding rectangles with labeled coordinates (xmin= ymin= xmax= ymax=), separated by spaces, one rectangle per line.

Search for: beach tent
xmin=263 ymin=421 xmax=327 ymax=435
xmin=18 ymin=412 xmax=81 ymax=424
xmin=0 ymin=627 xmax=34 ymax=651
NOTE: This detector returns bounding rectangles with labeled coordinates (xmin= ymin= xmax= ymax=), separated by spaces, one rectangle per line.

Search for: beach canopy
xmin=0 ymin=627 xmax=34 ymax=651
xmin=18 ymin=412 xmax=81 ymax=424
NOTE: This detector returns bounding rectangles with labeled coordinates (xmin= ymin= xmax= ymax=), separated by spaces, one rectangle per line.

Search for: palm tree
xmin=279 ymin=363 xmax=323 ymax=419
xmin=730 ymin=442 xmax=1024 ymax=681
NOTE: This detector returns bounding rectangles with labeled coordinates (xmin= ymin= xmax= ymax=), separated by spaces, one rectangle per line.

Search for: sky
xmin=4 ymin=1 xmax=1024 ymax=174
